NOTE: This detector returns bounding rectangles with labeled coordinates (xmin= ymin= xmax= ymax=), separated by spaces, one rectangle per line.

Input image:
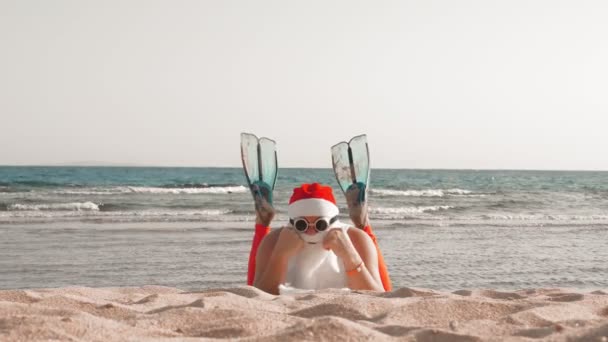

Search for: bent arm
xmin=252 ymin=229 xmax=288 ymax=295
xmin=343 ymin=229 xmax=385 ymax=292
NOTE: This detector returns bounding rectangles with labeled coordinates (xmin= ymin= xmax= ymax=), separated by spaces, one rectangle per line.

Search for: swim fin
xmin=330 ymin=134 xmax=370 ymax=204
xmin=240 ymin=133 xmax=278 ymax=205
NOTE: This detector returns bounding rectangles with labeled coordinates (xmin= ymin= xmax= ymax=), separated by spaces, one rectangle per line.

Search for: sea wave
xmin=4 ymin=180 xmax=69 ymax=187
xmin=52 ymin=185 xmax=248 ymax=195
xmin=370 ymin=205 xmax=453 ymax=215
xmin=0 ymin=208 xmax=237 ymax=223
xmin=53 ymin=187 xmax=134 ymax=195
xmin=7 ymin=202 xmax=100 ymax=211
xmin=112 ymin=209 xmax=234 ymax=217
xmin=0 ymin=186 xmax=30 ymax=194
xmin=371 ymin=188 xmax=474 ymax=197
xmin=379 ymin=213 xmax=608 ymax=224
xmin=160 ymin=183 xmax=241 ymax=189
xmin=480 ymin=214 xmax=608 ymax=221
xmin=126 ymin=186 xmax=247 ymax=194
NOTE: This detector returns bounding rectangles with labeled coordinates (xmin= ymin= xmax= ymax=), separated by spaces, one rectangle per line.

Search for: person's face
xmin=293 ymin=215 xmax=335 ymax=245
xmin=301 ymin=216 xmax=321 ymax=235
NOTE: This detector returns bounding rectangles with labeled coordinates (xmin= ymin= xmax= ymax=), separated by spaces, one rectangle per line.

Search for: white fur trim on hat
xmin=288 ymin=198 xmax=339 ymax=218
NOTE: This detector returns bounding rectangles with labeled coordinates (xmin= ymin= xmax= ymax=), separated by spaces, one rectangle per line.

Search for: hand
xmin=322 ymin=229 xmax=361 ymax=270
xmin=252 ymin=184 xmax=275 ymax=226
xmin=345 ymin=183 xmax=369 ymax=229
xmin=271 ymin=227 xmax=305 ymax=261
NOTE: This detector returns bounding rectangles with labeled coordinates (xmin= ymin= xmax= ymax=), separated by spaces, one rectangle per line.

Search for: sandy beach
xmin=1 ymin=286 xmax=607 ymax=341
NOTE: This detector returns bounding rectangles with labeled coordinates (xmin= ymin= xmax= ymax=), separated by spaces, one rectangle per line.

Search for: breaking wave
xmin=480 ymin=214 xmax=608 ymax=221
xmin=7 ymin=202 xmax=100 ymax=211
xmin=126 ymin=186 xmax=247 ymax=194
xmin=370 ymin=206 xmax=454 ymax=215
xmin=371 ymin=188 xmax=473 ymax=197
xmin=0 ymin=208 xmax=237 ymax=223
xmin=52 ymin=185 xmax=248 ymax=195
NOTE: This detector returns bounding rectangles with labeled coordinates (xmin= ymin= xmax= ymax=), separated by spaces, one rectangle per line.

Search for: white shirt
xmin=284 ymin=223 xmax=350 ymax=290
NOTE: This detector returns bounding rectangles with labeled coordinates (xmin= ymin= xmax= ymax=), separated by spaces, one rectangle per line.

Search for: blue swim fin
xmin=240 ymin=133 xmax=278 ymax=205
xmin=331 ymin=134 xmax=370 ymax=204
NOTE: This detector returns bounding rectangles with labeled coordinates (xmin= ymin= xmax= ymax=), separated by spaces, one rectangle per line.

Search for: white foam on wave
xmin=8 ymin=202 xmax=100 ymax=211
xmin=446 ymin=188 xmax=474 ymax=195
xmin=0 ymin=208 xmax=234 ymax=221
xmin=126 ymin=186 xmax=248 ymax=194
xmin=370 ymin=205 xmax=453 ymax=215
xmin=54 ymin=187 xmax=134 ymax=195
xmin=127 ymin=209 xmax=233 ymax=217
xmin=481 ymin=214 xmax=608 ymax=221
xmin=52 ymin=186 xmax=248 ymax=195
xmin=372 ymin=188 xmax=473 ymax=197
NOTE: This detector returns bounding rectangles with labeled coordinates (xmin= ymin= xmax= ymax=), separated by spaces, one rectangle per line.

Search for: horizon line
xmin=0 ymin=164 xmax=607 ymax=172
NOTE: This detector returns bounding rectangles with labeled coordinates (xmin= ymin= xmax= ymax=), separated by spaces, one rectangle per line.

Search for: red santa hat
xmin=288 ymin=183 xmax=339 ymax=218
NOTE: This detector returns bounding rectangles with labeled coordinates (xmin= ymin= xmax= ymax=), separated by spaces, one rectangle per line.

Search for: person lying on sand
xmin=247 ymin=182 xmax=391 ymax=295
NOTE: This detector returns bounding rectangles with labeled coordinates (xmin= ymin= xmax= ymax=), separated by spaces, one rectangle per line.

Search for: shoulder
xmin=259 ymin=227 xmax=283 ymax=248
xmin=267 ymin=227 xmax=284 ymax=238
xmin=346 ymin=227 xmax=374 ymax=248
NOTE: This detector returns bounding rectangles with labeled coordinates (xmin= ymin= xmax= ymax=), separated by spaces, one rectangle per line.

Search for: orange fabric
xmin=345 ymin=260 xmax=364 ymax=276
xmin=362 ymin=225 xmax=393 ymax=291
xmin=247 ymin=223 xmax=392 ymax=292
xmin=247 ymin=224 xmax=271 ymax=286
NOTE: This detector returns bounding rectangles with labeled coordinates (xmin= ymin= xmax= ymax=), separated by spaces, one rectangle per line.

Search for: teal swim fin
xmin=240 ymin=133 xmax=278 ymax=205
xmin=331 ymin=134 xmax=370 ymax=204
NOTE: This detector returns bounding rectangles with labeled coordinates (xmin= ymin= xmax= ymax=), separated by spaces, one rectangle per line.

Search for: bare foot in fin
xmin=252 ymin=182 xmax=275 ymax=226
xmin=345 ymin=183 xmax=369 ymax=229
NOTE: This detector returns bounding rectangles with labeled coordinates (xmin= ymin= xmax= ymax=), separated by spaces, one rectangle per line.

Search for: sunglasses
xmin=289 ymin=216 xmax=338 ymax=232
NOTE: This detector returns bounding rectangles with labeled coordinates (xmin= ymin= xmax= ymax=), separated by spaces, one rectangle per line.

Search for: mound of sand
xmin=1 ymin=286 xmax=607 ymax=341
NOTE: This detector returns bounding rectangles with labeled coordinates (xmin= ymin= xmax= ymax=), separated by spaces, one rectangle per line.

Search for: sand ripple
xmin=1 ymin=286 xmax=608 ymax=341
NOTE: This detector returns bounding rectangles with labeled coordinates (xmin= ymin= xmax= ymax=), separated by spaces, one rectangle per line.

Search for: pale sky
xmin=1 ymin=0 xmax=607 ymax=169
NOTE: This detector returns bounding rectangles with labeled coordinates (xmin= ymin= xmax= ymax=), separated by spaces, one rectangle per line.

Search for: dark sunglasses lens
xmin=315 ymin=219 xmax=329 ymax=231
xmin=294 ymin=219 xmax=308 ymax=231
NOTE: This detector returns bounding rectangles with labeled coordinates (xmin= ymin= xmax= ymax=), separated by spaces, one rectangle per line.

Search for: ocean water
xmin=1 ymin=166 xmax=607 ymax=290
